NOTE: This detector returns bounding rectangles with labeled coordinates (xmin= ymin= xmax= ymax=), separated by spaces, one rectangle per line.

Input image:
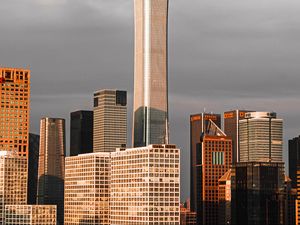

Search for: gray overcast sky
xmin=1 ymin=0 xmax=300 ymax=201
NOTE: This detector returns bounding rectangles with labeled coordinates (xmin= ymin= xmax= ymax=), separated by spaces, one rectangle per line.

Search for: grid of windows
xmin=93 ymin=90 xmax=127 ymax=153
xmin=64 ymin=153 xmax=111 ymax=225
xmin=0 ymin=68 xmax=30 ymax=158
xmin=0 ymin=152 xmax=27 ymax=224
xmin=110 ymin=144 xmax=180 ymax=224
xmin=5 ymin=205 xmax=56 ymax=224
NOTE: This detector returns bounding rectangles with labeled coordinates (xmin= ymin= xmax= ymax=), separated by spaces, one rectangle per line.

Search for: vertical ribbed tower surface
xmin=133 ymin=0 xmax=169 ymax=147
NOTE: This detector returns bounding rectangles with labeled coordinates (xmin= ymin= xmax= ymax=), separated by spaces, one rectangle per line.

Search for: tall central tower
xmin=133 ymin=0 xmax=169 ymax=147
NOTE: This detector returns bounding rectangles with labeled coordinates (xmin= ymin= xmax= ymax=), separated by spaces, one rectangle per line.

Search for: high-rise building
xmin=288 ymin=136 xmax=300 ymax=188
xmin=70 ymin=110 xmax=93 ymax=156
xmin=64 ymin=152 xmax=111 ymax=225
xmin=224 ymin=110 xmax=253 ymax=163
xmin=0 ymin=67 xmax=30 ymax=158
xmin=27 ymin=133 xmax=40 ymax=204
xmin=180 ymin=203 xmax=197 ymax=225
xmin=239 ymin=112 xmax=283 ymax=162
xmin=37 ymin=118 xmax=65 ymax=225
xmin=231 ymin=162 xmax=285 ymax=225
xmin=93 ymin=89 xmax=127 ymax=153
xmin=218 ymin=169 xmax=232 ymax=225
xmin=284 ymin=176 xmax=297 ymax=225
xmin=132 ymin=0 xmax=169 ymax=147
xmin=0 ymin=151 xmax=27 ymax=224
xmin=195 ymin=120 xmax=232 ymax=225
xmin=4 ymin=205 xmax=56 ymax=225
xmin=189 ymin=113 xmax=221 ymax=215
xmin=110 ymin=144 xmax=180 ymax=224
xmin=297 ymin=166 xmax=300 ymax=225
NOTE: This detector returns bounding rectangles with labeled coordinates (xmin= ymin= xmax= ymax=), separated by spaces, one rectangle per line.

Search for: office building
xmin=189 ymin=113 xmax=221 ymax=216
xmin=195 ymin=120 xmax=232 ymax=225
xmin=218 ymin=169 xmax=232 ymax=225
xmin=231 ymin=162 xmax=285 ymax=225
xmin=132 ymin=0 xmax=169 ymax=147
xmin=93 ymin=89 xmax=127 ymax=153
xmin=37 ymin=118 xmax=65 ymax=225
xmin=27 ymin=133 xmax=40 ymax=204
xmin=224 ymin=110 xmax=253 ymax=163
xmin=64 ymin=152 xmax=111 ymax=225
xmin=0 ymin=67 xmax=30 ymax=158
xmin=70 ymin=110 xmax=93 ymax=156
xmin=110 ymin=144 xmax=180 ymax=224
xmin=288 ymin=136 xmax=300 ymax=188
xmin=297 ymin=167 xmax=300 ymax=225
xmin=180 ymin=204 xmax=196 ymax=225
xmin=0 ymin=151 xmax=27 ymax=224
xmin=4 ymin=205 xmax=56 ymax=225
xmin=239 ymin=112 xmax=283 ymax=162
xmin=284 ymin=176 xmax=297 ymax=225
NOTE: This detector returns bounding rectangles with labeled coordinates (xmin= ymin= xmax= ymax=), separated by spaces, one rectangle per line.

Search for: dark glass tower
xmin=231 ymin=162 xmax=285 ymax=225
xmin=37 ymin=118 xmax=65 ymax=225
xmin=70 ymin=110 xmax=93 ymax=156
xmin=189 ymin=113 xmax=221 ymax=223
xmin=288 ymin=136 xmax=300 ymax=188
xmin=133 ymin=0 xmax=169 ymax=147
xmin=27 ymin=133 xmax=40 ymax=204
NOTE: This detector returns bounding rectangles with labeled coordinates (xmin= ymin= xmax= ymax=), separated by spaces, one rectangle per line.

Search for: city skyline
xmin=1 ymin=0 xmax=300 ymax=202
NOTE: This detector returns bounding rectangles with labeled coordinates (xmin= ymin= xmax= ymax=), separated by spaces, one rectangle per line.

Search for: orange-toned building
xmin=190 ymin=113 xmax=221 ymax=223
xmin=197 ymin=120 xmax=232 ymax=225
xmin=0 ymin=68 xmax=30 ymax=158
xmin=180 ymin=203 xmax=197 ymax=225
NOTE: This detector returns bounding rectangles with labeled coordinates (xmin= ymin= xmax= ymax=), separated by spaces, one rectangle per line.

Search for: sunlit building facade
xmin=0 ymin=151 xmax=27 ymax=224
xmin=197 ymin=121 xmax=232 ymax=225
xmin=93 ymin=89 xmax=127 ymax=153
xmin=189 ymin=113 xmax=221 ymax=218
xmin=110 ymin=144 xmax=180 ymax=224
xmin=239 ymin=112 xmax=283 ymax=162
xmin=0 ymin=67 xmax=30 ymax=158
xmin=64 ymin=152 xmax=111 ymax=225
xmin=4 ymin=205 xmax=56 ymax=225
xmin=37 ymin=118 xmax=65 ymax=225
xmin=133 ymin=0 xmax=170 ymax=147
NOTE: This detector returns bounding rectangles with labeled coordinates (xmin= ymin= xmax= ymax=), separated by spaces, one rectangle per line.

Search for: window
xmin=212 ymin=152 xmax=224 ymax=165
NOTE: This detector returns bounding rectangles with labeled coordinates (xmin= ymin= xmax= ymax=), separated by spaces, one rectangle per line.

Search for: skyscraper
xmin=0 ymin=151 xmax=27 ymax=224
xmin=37 ymin=118 xmax=65 ymax=225
xmin=133 ymin=0 xmax=169 ymax=147
xmin=190 ymin=113 xmax=221 ymax=215
xmin=0 ymin=67 xmax=30 ymax=158
xmin=288 ymin=136 xmax=300 ymax=188
xmin=224 ymin=110 xmax=253 ymax=163
xmin=27 ymin=133 xmax=40 ymax=204
xmin=70 ymin=110 xmax=93 ymax=156
xmin=239 ymin=112 xmax=283 ymax=162
xmin=195 ymin=120 xmax=232 ymax=225
xmin=231 ymin=162 xmax=285 ymax=225
xmin=64 ymin=152 xmax=111 ymax=225
xmin=110 ymin=144 xmax=180 ymax=224
xmin=93 ymin=89 xmax=127 ymax=153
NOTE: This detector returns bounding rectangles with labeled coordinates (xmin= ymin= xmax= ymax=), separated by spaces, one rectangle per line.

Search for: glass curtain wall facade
xmin=37 ymin=118 xmax=65 ymax=225
xmin=133 ymin=0 xmax=169 ymax=147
